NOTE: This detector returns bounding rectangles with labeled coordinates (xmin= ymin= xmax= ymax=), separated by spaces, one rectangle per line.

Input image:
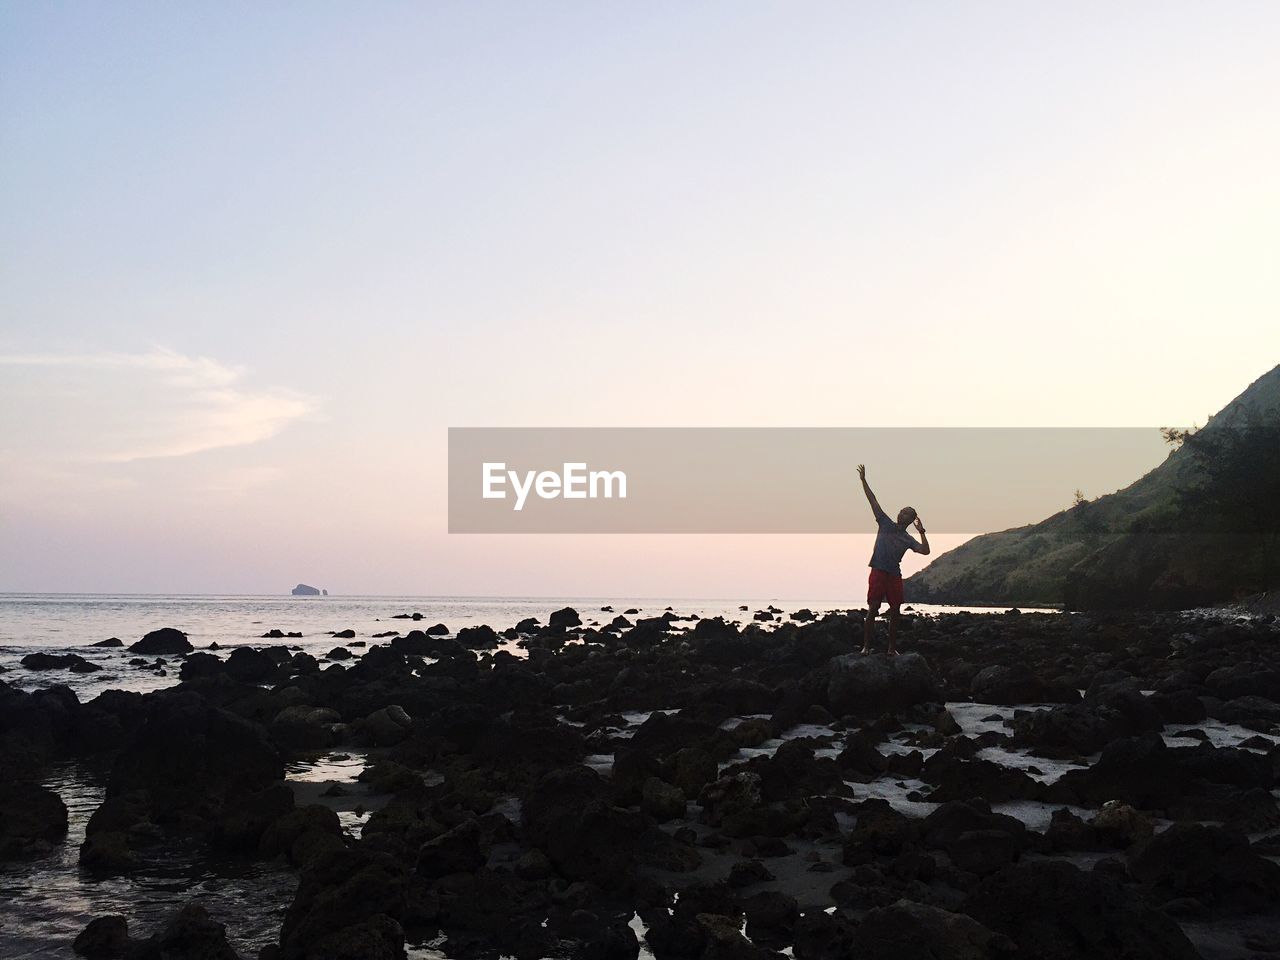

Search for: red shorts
xmin=868 ymin=568 xmax=903 ymax=608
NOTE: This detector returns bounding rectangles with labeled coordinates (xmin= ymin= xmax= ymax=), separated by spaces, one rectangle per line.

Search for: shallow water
xmin=1163 ymin=719 xmax=1278 ymax=752
xmin=0 ymin=763 xmax=297 ymax=959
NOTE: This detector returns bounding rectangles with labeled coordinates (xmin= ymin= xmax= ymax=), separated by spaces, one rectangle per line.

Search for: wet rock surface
xmin=3 ymin=607 xmax=1280 ymax=957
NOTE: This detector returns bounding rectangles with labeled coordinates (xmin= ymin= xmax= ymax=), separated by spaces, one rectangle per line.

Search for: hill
xmin=904 ymin=365 xmax=1280 ymax=610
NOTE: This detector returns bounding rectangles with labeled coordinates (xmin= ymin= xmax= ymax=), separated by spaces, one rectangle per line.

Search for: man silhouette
xmin=857 ymin=463 xmax=929 ymax=655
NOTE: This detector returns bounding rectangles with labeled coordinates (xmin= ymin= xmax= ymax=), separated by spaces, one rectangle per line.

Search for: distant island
xmin=290 ymin=583 xmax=327 ymax=596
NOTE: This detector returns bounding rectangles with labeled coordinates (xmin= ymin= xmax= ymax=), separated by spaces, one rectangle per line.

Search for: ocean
xmin=0 ymin=593 xmax=1039 ymax=699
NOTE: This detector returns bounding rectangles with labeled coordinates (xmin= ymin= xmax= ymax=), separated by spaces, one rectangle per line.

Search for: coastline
xmin=3 ymin=602 xmax=1278 ymax=958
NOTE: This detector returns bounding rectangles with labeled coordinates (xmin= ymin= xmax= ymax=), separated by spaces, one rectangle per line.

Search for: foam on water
xmin=843 ymin=777 xmax=935 ymax=818
xmin=1163 ymin=720 xmax=1278 ymax=751
xmin=976 ymin=745 xmax=1087 ymax=784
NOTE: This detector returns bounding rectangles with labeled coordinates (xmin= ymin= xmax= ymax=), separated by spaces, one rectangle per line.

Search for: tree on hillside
xmin=1160 ymin=425 xmax=1198 ymax=448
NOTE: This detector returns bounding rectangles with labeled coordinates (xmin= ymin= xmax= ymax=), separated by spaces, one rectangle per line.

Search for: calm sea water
xmin=0 ymin=593 xmax=1038 ymax=699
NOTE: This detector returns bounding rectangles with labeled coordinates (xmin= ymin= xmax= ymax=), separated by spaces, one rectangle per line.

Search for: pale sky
xmin=2 ymin=3 xmax=1278 ymax=596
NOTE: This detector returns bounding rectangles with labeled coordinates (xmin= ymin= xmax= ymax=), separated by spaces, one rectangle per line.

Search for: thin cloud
xmin=0 ymin=347 xmax=319 ymax=463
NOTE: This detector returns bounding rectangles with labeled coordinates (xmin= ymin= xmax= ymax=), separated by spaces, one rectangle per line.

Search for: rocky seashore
xmin=2 ymin=607 xmax=1280 ymax=959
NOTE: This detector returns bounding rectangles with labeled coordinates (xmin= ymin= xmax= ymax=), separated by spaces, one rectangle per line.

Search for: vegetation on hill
xmin=905 ymin=366 xmax=1280 ymax=610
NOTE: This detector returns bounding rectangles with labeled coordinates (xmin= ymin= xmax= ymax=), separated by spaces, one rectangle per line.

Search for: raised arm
xmin=857 ymin=464 xmax=886 ymax=521
xmin=912 ymin=517 xmax=931 ymax=555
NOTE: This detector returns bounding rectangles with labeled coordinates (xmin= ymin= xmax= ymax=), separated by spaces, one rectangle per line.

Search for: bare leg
xmin=862 ymin=603 xmax=881 ymax=653
xmin=887 ymin=606 xmax=900 ymax=656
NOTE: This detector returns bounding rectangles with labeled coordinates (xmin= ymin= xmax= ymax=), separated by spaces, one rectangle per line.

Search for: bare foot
xmin=887 ymin=648 xmax=899 ymax=657
xmin=860 ymin=647 xmax=870 ymax=655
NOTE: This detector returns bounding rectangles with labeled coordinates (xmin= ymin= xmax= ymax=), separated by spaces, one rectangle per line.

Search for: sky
xmin=2 ymin=2 xmax=1279 ymax=596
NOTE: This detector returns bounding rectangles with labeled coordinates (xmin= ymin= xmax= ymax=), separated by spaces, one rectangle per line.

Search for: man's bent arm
xmin=912 ymin=522 xmax=931 ymax=556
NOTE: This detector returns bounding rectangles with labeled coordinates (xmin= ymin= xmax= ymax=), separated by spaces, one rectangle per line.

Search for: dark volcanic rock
xmin=826 ymin=653 xmax=942 ymax=718
xmin=91 ymin=637 xmax=124 ymax=648
xmin=456 ymin=625 xmax=500 ymax=649
xmin=1011 ymin=678 xmax=1165 ymax=757
xmin=1128 ymin=823 xmax=1280 ymax=913
xmin=280 ymin=847 xmax=408 ymax=960
xmin=964 ymin=859 xmax=1199 ymax=960
xmin=73 ymin=915 xmax=129 ymax=958
xmin=640 ymin=777 xmax=687 ymax=822
xmin=522 ymin=765 xmax=652 ymax=887
xmin=0 ymin=781 xmax=68 ymax=859
xmin=259 ymin=805 xmax=344 ymax=867
xmin=213 ymin=784 xmax=294 ymax=852
xmin=853 ymin=899 xmax=1015 ymax=959
xmin=224 ymin=647 xmax=279 ymax=684
xmin=354 ymin=705 xmax=413 ymax=746
xmin=178 ymin=653 xmax=224 ymax=681
xmin=142 ymin=902 xmax=243 ymax=959
xmin=926 ymin=758 xmax=1042 ymax=804
xmin=129 ymin=628 xmax=193 ymax=655
xmin=1044 ymin=732 xmax=1274 ymax=812
xmin=416 ymin=819 xmax=485 ymax=880
xmin=549 ymin=607 xmax=583 ymax=629
xmin=970 ymin=663 xmax=1080 ymax=705
xmin=108 ymin=691 xmax=282 ymax=813
xmin=21 ymin=652 xmax=100 ymax=673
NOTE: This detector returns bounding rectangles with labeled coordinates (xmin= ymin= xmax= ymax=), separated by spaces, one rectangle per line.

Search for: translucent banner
xmin=448 ymin=427 xmax=1173 ymax=533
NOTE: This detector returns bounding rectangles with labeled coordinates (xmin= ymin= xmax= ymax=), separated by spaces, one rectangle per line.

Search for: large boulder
xmin=697 ymin=771 xmax=809 ymax=838
xmin=455 ymin=625 xmax=500 ymax=649
xmin=1204 ymin=662 xmax=1280 ymax=701
xmin=548 ymin=607 xmax=583 ymax=629
xmin=521 ymin=766 xmax=649 ymax=887
xmin=73 ymin=915 xmax=129 ymax=958
xmin=0 ymin=781 xmax=68 ymax=859
xmin=853 ymin=900 xmax=1015 ymax=959
xmin=970 ymin=663 xmax=1080 ymax=705
xmin=918 ymin=800 xmax=1028 ymax=876
xmin=224 ymin=647 xmax=280 ymax=684
xmin=1129 ymin=823 xmax=1280 ymax=913
xmin=141 ymin=902 xmax=242 ymax=959
xmin=178 ymin=653 xmax=224 ymax=681
xmin=20 ymin=652 xmax=100 ymax=673
xmin=1044 ymin=734 xmax=1274 ymax=811
xmin=354 ymin=705 xmax=413 ymax=747
xmin=925 ymin=758 xmax=1042 ymax=804
xmin=259 ymin=804 xmax=345 ymax=867
xmin=129 ymin=628 xmax=193 ymax=655
xmin=640 ymin=777 xmax=687 ymax=822
xmin=415 ymin=819 xmax=486 ymax=880
xmin=279 ymin=847 xmax=408 ymax=960
xmin=1011 ymin=680 xmax=1165 ymax=757
xmin=964 ymin=859 xmax=1200 ymax=960
xmin=213 ymin=784 xmax=295 ymax=852
xmin=826 ymin=653 xmax=942 ymax=718
xmin=0 ymin=683 xmax=85 ymax=773
xmin=107 ymin=691 xmax=282 ymax=812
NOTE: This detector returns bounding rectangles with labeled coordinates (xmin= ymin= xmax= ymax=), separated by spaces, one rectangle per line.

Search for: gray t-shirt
xmin=869 ymin=509 xmax=920 ymax=576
